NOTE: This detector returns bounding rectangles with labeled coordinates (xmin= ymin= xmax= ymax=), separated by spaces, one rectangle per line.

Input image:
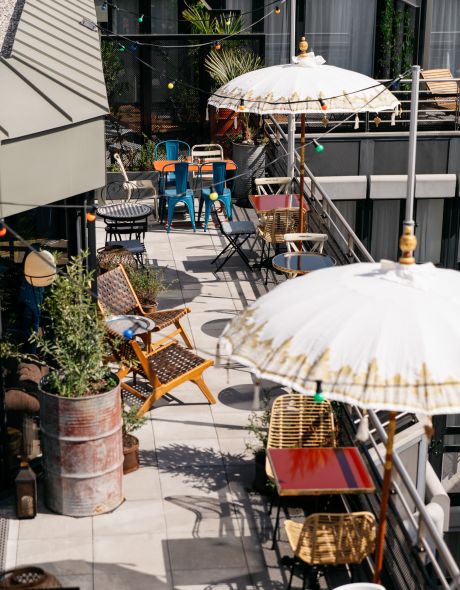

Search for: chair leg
xmin=191 ymin=375 xmax=217 ymax=404
xmin=264 ymin=243 xmax=271 ymax=285
xmin=271 ymin=501 xmax=281 ymax=549
xmin=185 ymin=198 xmax=196 ymax=232
xmin=286 ymin=560 xmax=295 ymax=590
xmin=175 ymin=319 xmax=193 ymax=349
xmin=203 ymin=201 xmax=213 ymax=232
xmin=197 ymin=196 xmax=204 ymax=223
xmin=222 ymin=196 xmax=232 ymax=221
xmin=167 ymin=201 xmax=175 ymax=232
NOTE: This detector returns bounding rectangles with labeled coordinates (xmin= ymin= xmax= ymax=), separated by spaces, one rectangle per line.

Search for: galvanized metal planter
xmin=39 ymin=378 xmax=123 ymax=517
xmin=232 ymin=142 xmax=266 ymax=199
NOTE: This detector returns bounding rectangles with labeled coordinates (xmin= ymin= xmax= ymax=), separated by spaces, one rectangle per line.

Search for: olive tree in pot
xmin=33 ymin=253 xmax=124 ymax=517
xmin=122 ymin=406 xmax=146 ymax=474
xmin=125 ymin=264 xmax=169 ymax=314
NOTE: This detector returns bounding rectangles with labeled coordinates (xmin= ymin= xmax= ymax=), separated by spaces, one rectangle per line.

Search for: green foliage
xmin=134 ymin=138 xmax=156 ymax=171
xmin=376 ymin=0 xmax=415 ymax=79
xmin=205 ymin=46 xmax=263 ymax=87
xmin=101 ymin=40 xmax=126 ymax=103
xmin=122 ymin=405 xmax=146 ymax=435
xmin=126 ymin=264 xmax=170 ymax=306
xmin=182 ymin=1 xmax=243 ymax=35
xmin=31 ymin=252 xmax=115 ymax=397
xmin=376 ymin=0 xmax=394 ymax=78
xmin=245 ymin=394 xmax=271 ymax=455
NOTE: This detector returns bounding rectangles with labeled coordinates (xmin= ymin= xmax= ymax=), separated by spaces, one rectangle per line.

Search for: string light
xmin=117 ymin=43 xmax=125 ymax=52
xmin=319 ymin=98 xmax=327 ymax=111
xmin=313 ymin=139 xmax=325 ymax=153
xmin=167 ymin=81 xmax=175 ymax=90
xmin=274 ymin=6 xmax=281 ymax=14
xmin=130 ymin=42 xmax=138 ymax=52
xmin=209 ymin=189 xmax=219 ymax=201
xmin=239 ymin=99 xmax=246 ymax=111
xmin=138 ymin=14 xmax=144 ymax=23
xmin=313 ymin=381 xmax=325 ymax=403
xmin=214 ymin=41 xmax=221 ymax=50
xmin=0 ymin=220 xmax=6 ymax=238
xmin=101 ymin=1 xmax=107 ymax=10
xmin=85 ymin=206 xmax=97 ymax=223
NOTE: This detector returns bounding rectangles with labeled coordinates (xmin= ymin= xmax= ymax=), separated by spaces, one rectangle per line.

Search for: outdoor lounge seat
xmin=267 ymin=393 xmax=336 ymax=547
xmin=283 ymin=512 xmax=376 ymax=590
xmin=421 ymin=68 xmax=459 ymax=111
xmin=97 ymin=265 xmax=193 ymax=349
xmin=114 ymin=338 xmax=216 ymax=416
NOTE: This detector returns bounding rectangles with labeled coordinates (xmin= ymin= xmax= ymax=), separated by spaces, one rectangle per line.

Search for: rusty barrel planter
xmin=39 ymin=379 xmax=123 ymax=517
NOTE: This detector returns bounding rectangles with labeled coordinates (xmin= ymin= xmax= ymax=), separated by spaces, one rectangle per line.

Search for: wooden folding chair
xmin=114 ymin=338 xmax=216 ymax=416
xmin=421 ymin=68 xmax=459 ymax=111
xmin=255 ymin=177 xmax=292 ymax=195
xmin=97 ymin=265 xmax=193 ymax=349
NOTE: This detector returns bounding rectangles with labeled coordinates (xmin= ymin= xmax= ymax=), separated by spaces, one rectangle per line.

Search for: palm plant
xmin=204 ymin=46 xmax=263 ymax=86
xmin=182 ymin=1 xmax=243 ymax=35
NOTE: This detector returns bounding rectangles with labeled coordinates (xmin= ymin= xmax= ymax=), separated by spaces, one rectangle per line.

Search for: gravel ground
xmin=0 ymin=0 xmax=26 ymax=58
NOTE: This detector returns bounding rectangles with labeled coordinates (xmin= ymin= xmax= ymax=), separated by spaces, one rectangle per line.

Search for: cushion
xmin=5 ymin=389 xmax=40 ymax=413
xmin=222 ymin=221 xmax=256 ymax=235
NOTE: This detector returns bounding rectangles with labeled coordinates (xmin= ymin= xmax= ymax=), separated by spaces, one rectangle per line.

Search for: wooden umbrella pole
xmin=299 ymin=113 xmax=306 ymax=234
xmin=373 ymin=410 xmax=397 ymax=584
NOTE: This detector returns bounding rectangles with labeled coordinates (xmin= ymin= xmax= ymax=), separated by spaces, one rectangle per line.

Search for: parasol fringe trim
xmin=356 ymin=412 xmax=370 ymax=442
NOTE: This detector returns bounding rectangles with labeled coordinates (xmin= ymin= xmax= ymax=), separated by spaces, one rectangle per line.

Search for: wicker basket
xmin=97 ymin=246 xmax=137 ymax=274
xmin=0 ymin=567 xmax=61 ymax=588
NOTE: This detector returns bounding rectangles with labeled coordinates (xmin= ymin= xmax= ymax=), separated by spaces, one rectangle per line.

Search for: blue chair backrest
xmin=154 ymin=140 xmax=191 ymax=160
xmin=174 ymin=162 xmax=189 ymax=194
xmin=212 ymin=161 xmax=227 ymax=196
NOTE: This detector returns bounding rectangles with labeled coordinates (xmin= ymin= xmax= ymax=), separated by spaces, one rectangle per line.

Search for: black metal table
xmin=272 ymin=252 xmax=335 ymax=276
xmin=97 ymin=203 xmax=152 ymax=222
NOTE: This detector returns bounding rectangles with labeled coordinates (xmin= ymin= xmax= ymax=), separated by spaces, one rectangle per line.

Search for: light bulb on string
xmin=239 ymin=99 xmax=245 ymax=111
xmin=118 ymin=43 xmax=125 ymax=52
xmin=138 ymin=14 xmax=144 ymax=23
xmin=130 ymin=42 xmax=138 ymax=52
xmin=313 ymin=381 xmax=325 ymax=403
xmin=274 ymin=6 xmax=281 ymax=14
xmin=214 ymin=41 xmax=221 ymax=51
xmin=167 ymin=81 xmax=175 ymax=90
xmin=101 ymin=1 xmax=107 ymax=11
xmin=319 ymin=98 xmax=327 ymax=111
xmin=86 ymin=206 xmax=97 ymax=223
xmin=0 ymin=220 xmax=6 ymax=238
xmin=209 ymin=188 xmax=219 ymax=201
xmin=123 ymin=328 xmax=134 ymax=340
xmin=313 ymin=139 xmax=324 ymax=153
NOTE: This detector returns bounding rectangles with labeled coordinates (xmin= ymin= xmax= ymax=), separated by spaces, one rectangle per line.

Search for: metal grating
xmin=0 ymin=517 xmax=9 ymax=574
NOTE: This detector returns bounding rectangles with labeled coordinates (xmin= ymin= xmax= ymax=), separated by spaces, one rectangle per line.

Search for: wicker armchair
xmin=284 ymin=512 xmax=376 ymax=590
xmin=97 ymin=265 xmax=193 ymax=349
xmin=266 ymin=393 xmax=337 ymax=547
xmin=257 ymin=208 xmax=301 ymax=283
xmin=113 ymin=338 xmax=215 ymax=416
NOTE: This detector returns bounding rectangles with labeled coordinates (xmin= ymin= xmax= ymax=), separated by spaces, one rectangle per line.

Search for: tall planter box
xmin=39 ymin=379 xmax=123 ymax=517
xmin=231 ymin=143 xmax=266 ymax=200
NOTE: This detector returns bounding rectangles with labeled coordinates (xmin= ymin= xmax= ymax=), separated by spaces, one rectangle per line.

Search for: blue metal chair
xmin=198 ymin=161 xmax=233 ymax=232
xmin=154 ymin=140 xmax=191 ymax=193
xmin=159 ymin=162 xmax=196 ymax=232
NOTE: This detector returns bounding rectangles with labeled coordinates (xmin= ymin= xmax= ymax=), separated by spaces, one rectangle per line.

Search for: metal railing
xmin=264 ymin=115 xmax=374 ymax=264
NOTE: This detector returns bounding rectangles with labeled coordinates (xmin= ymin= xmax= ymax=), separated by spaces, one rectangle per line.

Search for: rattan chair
xmin=283 ymin=512 xmax=376 ymax=590
xmin=257 ymin=208 xmax=301 ymax=284
xmin=114 ymin=338 xmax=215 ymax=416
xmin=267 ymin=393 xmax=337 ymax=547
xmin=97 ymin=265 xmax=193 ymax=349
xmin=255 ymin=177 xmax=292 ymax=195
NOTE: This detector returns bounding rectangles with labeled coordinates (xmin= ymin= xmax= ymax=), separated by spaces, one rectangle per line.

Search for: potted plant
xmin=32 ymin=253 xmax=123 ymax=517
xmin=122 ymin=405 xmax=146 ymax=474
xmin=245 ymin=397 xmax=273 ymax=495
xmin=126 ymin=264 xmax=169 ymax=314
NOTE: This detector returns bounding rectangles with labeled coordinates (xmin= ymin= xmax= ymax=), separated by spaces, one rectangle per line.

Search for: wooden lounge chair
xmin=421 ymin=68 xmax=459 ymax=111
xmin=114 ymin=338 xmax=215 ymax=416
xmin=97 ymin=265 xmax=193 ymax=349
xmin=283 ymin=512 xmax=376 ymax=590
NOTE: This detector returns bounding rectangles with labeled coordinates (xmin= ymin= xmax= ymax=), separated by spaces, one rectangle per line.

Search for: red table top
xmin=249 ymin=193 xmax=309 ymax=213
xmin=153 ymin=159 xmax=236 ymax=173
xmin=268 ymin=447 xmax=375 ymax=496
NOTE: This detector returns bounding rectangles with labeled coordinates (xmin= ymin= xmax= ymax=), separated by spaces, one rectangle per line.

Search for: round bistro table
xmin=272 ymin=252 xmax=336 ymax=276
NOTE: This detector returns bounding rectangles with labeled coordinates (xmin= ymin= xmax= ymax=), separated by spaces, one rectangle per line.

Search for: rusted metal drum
xmin=39 ymin=379 xmax=123 ymax=517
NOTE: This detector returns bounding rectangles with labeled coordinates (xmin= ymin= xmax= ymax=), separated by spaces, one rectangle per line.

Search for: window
xmin=429 ymin=0 xmax=460 ymax=76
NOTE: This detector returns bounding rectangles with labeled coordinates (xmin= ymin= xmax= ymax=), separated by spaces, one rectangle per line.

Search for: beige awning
xmin=0 ymin=0 xmax=109 ymax=218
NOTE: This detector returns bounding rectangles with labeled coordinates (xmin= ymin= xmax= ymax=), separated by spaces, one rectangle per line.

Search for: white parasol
xmin=208 ymin=37 xmax=399 ymax=232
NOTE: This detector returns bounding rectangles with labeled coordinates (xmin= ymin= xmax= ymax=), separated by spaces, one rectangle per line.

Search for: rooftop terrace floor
xmin=2 ymin=209 xmax=366 ymax=589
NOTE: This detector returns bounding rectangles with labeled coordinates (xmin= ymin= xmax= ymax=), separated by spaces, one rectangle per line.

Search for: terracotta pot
xmin=123 ymin=433 xmax=140 ymax=474
xmin=141 ymin=302 xmax=157 ymax=314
